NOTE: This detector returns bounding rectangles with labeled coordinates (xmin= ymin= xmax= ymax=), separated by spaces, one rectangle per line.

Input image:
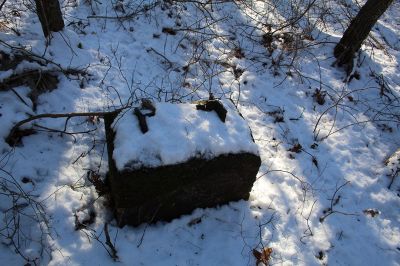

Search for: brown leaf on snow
xmin=288 ymin=143 xmax=302 ymax=153
xmin=253 ymin=247 xmax=273 ymax=265
xmin=363 ymin=209 xmax=380 ymax=217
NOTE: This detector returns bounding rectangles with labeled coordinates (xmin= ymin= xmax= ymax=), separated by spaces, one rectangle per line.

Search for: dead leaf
xmin=162 ymin=27 xmax=177 ymax=35
xmin=253 ymin=247 xmax=273 ymax=265
xmin=363 ymin=209 xmax=380 ymax=217
xmin=288 ymin=143 xmax=302 ymax=153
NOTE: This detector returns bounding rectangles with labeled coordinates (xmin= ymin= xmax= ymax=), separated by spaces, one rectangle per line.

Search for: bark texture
xmin=334 ymin=0 xmax=393 ymax=72
xmin=35 ymin=0 xmax=65 ymax=37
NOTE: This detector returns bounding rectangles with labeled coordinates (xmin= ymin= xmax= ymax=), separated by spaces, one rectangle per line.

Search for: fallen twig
xmin=5 ymin=108 xmax=127 ymax=146
xmin=104 ymin=223 xmax=118 ymax=260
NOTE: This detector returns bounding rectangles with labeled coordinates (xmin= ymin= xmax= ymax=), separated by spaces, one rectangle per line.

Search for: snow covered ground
xmin=0 ymin=0 xmax=399 ymax=265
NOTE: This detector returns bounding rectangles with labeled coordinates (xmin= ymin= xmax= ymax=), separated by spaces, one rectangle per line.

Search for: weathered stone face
xmin=104 ymin=104 xmax=261 ymax=227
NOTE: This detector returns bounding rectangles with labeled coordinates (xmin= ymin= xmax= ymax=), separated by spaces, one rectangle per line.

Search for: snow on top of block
xmin=112 ymin=102 xmax=258 ymax=170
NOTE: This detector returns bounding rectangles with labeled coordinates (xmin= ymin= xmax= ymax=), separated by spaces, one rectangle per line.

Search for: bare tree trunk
xmin=35 ymin=0 xmax=64 ymax=38
xmin=334 ymin=0 xmax=393 ymax=73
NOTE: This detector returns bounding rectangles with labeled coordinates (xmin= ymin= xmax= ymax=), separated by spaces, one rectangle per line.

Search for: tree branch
xmin=0 ymin=0 xmax=7 ymax=11
xmin=5 ymin=108 xmax=127 ymax=146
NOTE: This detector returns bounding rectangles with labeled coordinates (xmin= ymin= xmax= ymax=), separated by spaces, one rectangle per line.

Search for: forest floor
xmin=0 ymin=0 xmax=399 ymax=265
